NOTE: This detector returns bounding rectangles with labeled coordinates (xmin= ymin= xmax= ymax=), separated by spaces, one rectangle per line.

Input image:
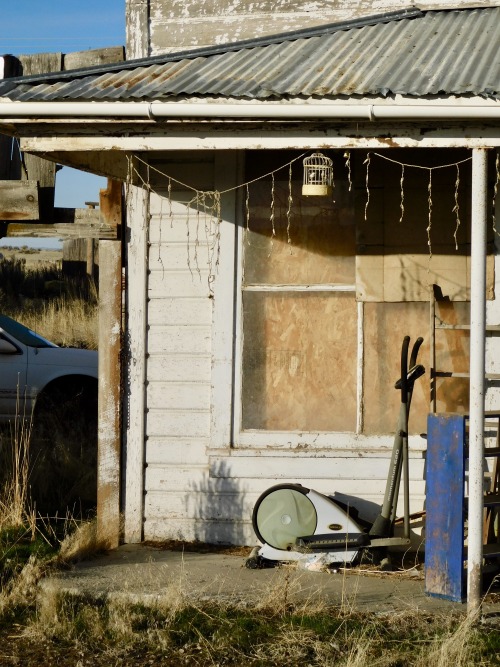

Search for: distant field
xmin=0 ymin=245 xmax=62 ymax=268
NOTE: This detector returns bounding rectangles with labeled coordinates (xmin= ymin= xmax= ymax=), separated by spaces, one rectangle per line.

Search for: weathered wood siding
xmin=140 ymin=0 xmax=500 ymax=54
xmin=144 ymin=156 xmax=215 ymax=541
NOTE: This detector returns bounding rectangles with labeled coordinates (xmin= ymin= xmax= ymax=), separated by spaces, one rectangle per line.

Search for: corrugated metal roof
xmin=1 ymin=7 xmax=500 ymax=102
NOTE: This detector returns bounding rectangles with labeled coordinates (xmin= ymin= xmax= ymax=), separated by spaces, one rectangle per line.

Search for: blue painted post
xmin=425 ymin=413 xmax=466 ymax=602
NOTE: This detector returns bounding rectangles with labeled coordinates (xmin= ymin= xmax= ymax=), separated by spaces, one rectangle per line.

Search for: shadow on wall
xmin=188 ymin=459 xmax=250 ymax=546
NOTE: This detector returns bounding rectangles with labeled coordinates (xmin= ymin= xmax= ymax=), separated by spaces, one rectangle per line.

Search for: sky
xmin=0 ymin=0 xmax=126 ymax=248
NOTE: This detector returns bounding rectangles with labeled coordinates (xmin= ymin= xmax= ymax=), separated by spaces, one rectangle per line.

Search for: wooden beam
xmin=0 ymin=180 xmax=39 ymax=220
xmin=6 ymin=207 xmax=118 ymax=239
xmin=97 ymin=240 xmax=122 ymax=549
xmin=63 ymin=46 xmax=124 ymax=71
xmin=99 ymin=178 xmax=123 ymax=232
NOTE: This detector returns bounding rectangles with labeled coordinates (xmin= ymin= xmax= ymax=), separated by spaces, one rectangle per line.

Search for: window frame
xmin=232 ymin=220 xmax=365 ymax=449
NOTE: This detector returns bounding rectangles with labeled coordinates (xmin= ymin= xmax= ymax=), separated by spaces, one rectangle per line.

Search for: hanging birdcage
xmin=302 ymin=153 xmax=333 ymax=196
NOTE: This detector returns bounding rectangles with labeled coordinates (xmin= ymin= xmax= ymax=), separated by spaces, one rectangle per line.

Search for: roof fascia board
xmin=16 ymin=125 xmax=500 ymax=153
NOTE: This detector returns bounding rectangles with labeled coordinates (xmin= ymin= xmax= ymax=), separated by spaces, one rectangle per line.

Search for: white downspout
xmin=467 ymin=148 xmax=488 ymax=614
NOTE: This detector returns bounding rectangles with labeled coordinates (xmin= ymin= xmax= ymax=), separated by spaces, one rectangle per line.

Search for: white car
xmin=0 ymin=314 xmax=98 ymax=425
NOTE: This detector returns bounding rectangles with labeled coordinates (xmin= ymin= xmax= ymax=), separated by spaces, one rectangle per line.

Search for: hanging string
xmin=245 ymin=184 xmax=251 ymax=244
xmin=130 ymin=151 xmax=309 ymax=197
xmin=493 ymin=152 xmax=500 ymax=238
xmin=399 ymin=164 xmax=405 ymax=224
xmin=167 ymin=177 xmax=173 ymax=228
xmin=453 ymin=164 xmax=461 ymax=250
xmin=286 ymin=162 xmax=293 ymax=249
xmin=370 ymin=152 xmax=472 ymax=257
xmin=427 ymin=170 xmax=433 ymax=259
xmin=126 ymin=150 xmax=488 ymax=279
xmin=269 ymin=172 xmax=276 ymax=256
xmin=371 ymin=153 xmax=472 ymax=171
xmin=157 ymin=194 xmax=165 ymax=273
xmin=364 ymin=153 xmax=371 ymax=221
xmin=344 ymin=151 xmax=352 ymax=191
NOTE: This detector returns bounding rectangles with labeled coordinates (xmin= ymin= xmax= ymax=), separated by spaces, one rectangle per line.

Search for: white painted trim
xmin=234 ymin=430 xmax=427 ymax=451
xmin=20 ymin=133 xmax=500 ymax=153
xmin=210 ymin=151 xmax=241 ymax=448
xmin=356 ymin=300 xmax=364 ymax=435
xmin=467 ymin=148 xmax=488 ymax=612
xmin=123 ymin=184 xmax=149 ymax=543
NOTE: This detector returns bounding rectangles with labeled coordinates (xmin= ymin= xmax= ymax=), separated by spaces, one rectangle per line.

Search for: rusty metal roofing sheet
xmin=1 ymin=7 xmax=500 ymax=102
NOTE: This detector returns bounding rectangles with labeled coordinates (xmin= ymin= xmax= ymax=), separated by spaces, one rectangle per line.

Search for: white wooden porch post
xmin=467 ymin=147 xmax=488 ymax=613
xmin=123 ymin=184 xmax=149 ymax=543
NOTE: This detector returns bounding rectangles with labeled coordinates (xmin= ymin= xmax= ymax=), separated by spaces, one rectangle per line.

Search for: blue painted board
xmin=425 ymin=413 xmax=466 ymax=602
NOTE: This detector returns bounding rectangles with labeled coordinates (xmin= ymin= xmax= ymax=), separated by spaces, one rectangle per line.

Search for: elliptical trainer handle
xmin=409 ymin=336 xmax=424 ymax=369
xmin=400 ymin=336 xmax=410 ymax=405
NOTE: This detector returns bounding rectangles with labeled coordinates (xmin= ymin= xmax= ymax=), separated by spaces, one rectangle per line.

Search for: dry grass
xmin=57 ymin=517 xmax=109 ymax=563
xmin=23 ymin=573 xmax=500 ymax=667
xmin=0 ymin=411 xmax=35 ymax=535
xmin=16 ymin=292 xmax=98 ymax=350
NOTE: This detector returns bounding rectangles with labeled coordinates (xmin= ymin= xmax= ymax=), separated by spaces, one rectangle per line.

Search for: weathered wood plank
xmin=145 ymin=465 xmax=426 ymax=493
xmin=146 ymin=439 xmax=208 ymax=465
xmin=148 ymin=248 xmax=214 ymax=276
xmin=7 ymin=222 xmax=116 ymax=239
xmin=19 ymin=52 xmax=62 ymax=75
xmin=64 ymin=46 xmax=125 ymax=71
xmin=97 ymin=241 xmax=122 ymax=548
xmin=147 ymin=354 xmax=211 ymax=382
xmin=147 ymin=409 xmax=210 ymax=438
xmin=149 ymin=214 xmax=217 ymax=244
xmin=148 ymin=270 xmax=211 ymax=298
xmin=99 ymin=179 xmax=123 ymax=231
xmin=147 ymin=325 xmax=211 ymax=354
xmin=147 ymin=297 xmax=212 ymax=326
xmin=126 ymin=0 xmax=150 ymax=59
xmin=147 ymin=382 xmax=211 ymax=410
xmin=208 ymin=456 xmax=426 ymax=481
xmin=143 ymin=516 xmax=254 ymax=545
xmin=0 ymin=181 xmax=39 ymax=220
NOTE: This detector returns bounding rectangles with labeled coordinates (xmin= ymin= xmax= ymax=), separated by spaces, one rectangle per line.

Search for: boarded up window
xmin=241 ymin=154 xmax=357 ymax=432
xmin=242 ymin=291 xmax=358 ymax=431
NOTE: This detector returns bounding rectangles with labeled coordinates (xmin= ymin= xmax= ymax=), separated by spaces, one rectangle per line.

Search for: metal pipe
xmin=1 ymin=101 xmax=500 ymax=120
xmin=467 ymin=148 xmax=488 ymax=614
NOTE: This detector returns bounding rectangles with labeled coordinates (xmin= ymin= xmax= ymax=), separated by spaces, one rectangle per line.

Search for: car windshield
xmin=0 ymin=315 xmax=57 ymax=348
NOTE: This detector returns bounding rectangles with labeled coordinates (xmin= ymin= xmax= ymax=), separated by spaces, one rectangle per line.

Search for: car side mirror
xmin=0 ymin=338 xmax=18 ymax=354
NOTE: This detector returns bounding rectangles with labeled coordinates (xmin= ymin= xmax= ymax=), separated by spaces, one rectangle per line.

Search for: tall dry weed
xmin=18 ymin=293 xmax=98 ymax=350
xmin=58 ymin=517 xmax=108 ymax=563
xmin=0 ymin=555 xmax=42 ymax=618
xmin=0 ymin=407 xmax=35 ymax=534
xmin=415 ymin=611 xmax=479 ymax=667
